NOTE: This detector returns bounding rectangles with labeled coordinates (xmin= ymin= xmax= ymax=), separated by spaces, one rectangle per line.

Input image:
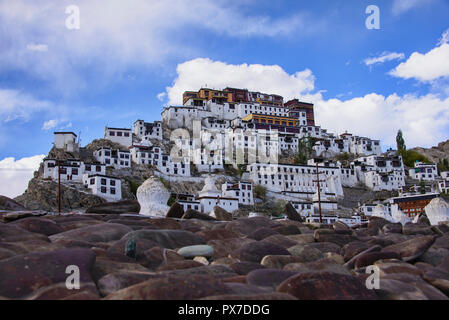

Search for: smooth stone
xmin=177 ymin=245 xmax=214 ymax=259
xmin=283 ymin=258 xmax=351 ymax=276
xmin=121 ymin=229 xmax=205 ymax=249
xmin=247 ymin=269 xmax=298 ymax=288
xmin=354 ymin=251 xmax=402 ymax=269
xmin=382 ymin=235 xmax=436 ymax=262
xmin=49 ymin=223 xmax=132 ymax=243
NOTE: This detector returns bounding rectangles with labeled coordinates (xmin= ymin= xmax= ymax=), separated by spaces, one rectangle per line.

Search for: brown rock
xmin=382 ymin=235 xmax=436 ymax=261
xmin=354 ymin=252 xmax=401 ymax=269
xmin=166 ymin=202 xmax=184 ymax=219
xmin=277 ymin=271 xmax=377 ymax=300
xmin=231 ymin=241 xmax=290 ymax=263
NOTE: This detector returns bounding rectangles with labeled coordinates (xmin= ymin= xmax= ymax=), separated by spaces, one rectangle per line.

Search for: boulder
xmin=229 ymin=262 xmax=266 ymax=275
xmin=284 ymin=203 xmax=302 ymax=222
xmin=0 ymin=223 xmax=49 ymax=242
xmin=225 ymin=216 xmax=275 ymax=236
xmin=156 ymin=260 xmax=204 ymax=271
xmin=182 ymin=209 xmax=217 ymax=221
xmin=165 ymin=202 xmax=184 ymax=219
xmin=11 ymin=217 xmax=64 ymax=236
xmin=0 ymin=195 xmax=27 ymax=211
xmin=49 ymin=223 xmax=133 ymax=243
xmin=0 ymin=248 xmax=97 ymax=299
xmin=354 ymin=252 xmax=401 ymax=269
xmin=177 ymin=245 xmax=214 ymax=259
xmin=97 ymin=271 xmax=160 ymax=297
xmin=207 ymin=238 xmax=255 ymax=259
xmin=277 ymin=271 xmax=377 ymax=300
xmin=376 ymin=273 xmax=448 ymax=300
xmin=287 ymin=245 xmax=324 ymax=263
xmin=121 ymin=229 xmax=205 ymax=249
xmin=272 ymin=224 xmax=301 ymax=236
xmin=341 ymin=241 xmax=372 ymax=262
xmin=261 ymin=234 xmax=298 ymax=249
xmin=137 ymin=177 xmax=170 ymax=217
xmin=104 ymin=275 xmax=232 ymax=300
xmin=210 ymin=206 xmax=232 ymax=221
xmin=283 ymin=258 xmax=351 ymax=276
xmin=373 ymin=260 xmax=423 ymax=277
xmin=247 ymin=269 xmax=298 ymax=288
xmin=261 ymin=255 xmax=317 ymax=269
xmin=382 ymin=223 xmax=402 ymax=234
xmin=343 ymin=245 xmax=382 ymax=269
xmin=402 ymin=223 xmax=434 ymax=236
xmin=85 ymin=200 xmax=140 ymax=214
xmin=248 ymin=227 xmax=279 ymax=241
xmin=196 ymin=229 xmax=240 ymax=242
xmin=382 ymin=235 xmax=436 ymax=261
xmin=231 ymin=241 xmax=290 ymax=263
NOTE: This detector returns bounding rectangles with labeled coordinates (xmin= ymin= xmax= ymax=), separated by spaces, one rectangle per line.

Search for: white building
xmin=43 ymin=159 xmax=106 ymax=182
xmin=171 ymin=193 xmax=201 ymax=212
xmin=130 ymin=145 xmax=190 ymax=176
xmin=197 ymin=176 xmax=239 ymax=214
xmin=94 ymin=148 xmax=131 ymax=169
xmin=247 ymin=162 xmax=344 ymax=200
xmin=133 ymin=120 xmax=163 ymax=141
xmin=221 ymin=181 xmax=254 ymax=205
xmin=82 ymin=174 xmax=122 ymax=202
xmin=161 ymin=106 xmax=213 ymax=129
xmin=409 ymin=161 xmax=438 ymax=181
xmin=54 ymin=132 xmax=80 ymax=153
xmin=437 ymin=180 xmax=449 ymax=194
xmin=104 ymin=127 xmax=133 ymax=148
xmin=291 ymin=201 xmax=314 ymax=217
xmin=441 ymin=171 xmax=449 ymax=180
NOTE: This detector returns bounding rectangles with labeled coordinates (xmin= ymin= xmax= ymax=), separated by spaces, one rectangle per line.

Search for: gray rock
xmin=177 ymin=245 xmax=214 ymax=259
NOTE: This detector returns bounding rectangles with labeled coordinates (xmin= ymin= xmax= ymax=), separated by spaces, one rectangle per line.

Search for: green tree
xmin=254 ymin=185 xmax=267 ymax=201
xmin=396 ymin=129 xmax=406 ymax=152
xmin=294 ymin=136 xmax=314 ymax=165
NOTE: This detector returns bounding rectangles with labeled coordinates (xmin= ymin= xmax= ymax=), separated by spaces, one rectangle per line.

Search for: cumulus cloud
xmin=392 ymin=0 xmax=433 ymax=15
xmin=164 ymin=58 xmax=316 ymax=105
xmin=165 ymin=58 xmax=449 ymax=149
xmin=364 ymin=52 xmax=405 ymax=67
xmin=390 ymin=38 xmax=449 ymax=82
xmin=315 ymin=93 xmax=449 ymax=149
xmin=41 ymin=119 xmax=72 ymax=131
xmin=0 ymin=155 xmax=45 ymax=198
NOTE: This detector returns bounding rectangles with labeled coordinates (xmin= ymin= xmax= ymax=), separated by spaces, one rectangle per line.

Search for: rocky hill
xmin=412 ymin=140 xmax=449 ymax=164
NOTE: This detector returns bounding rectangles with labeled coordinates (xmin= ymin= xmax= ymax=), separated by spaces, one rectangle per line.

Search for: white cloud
xmin=26 ymin=43 xmax=48 ymax=52
xmin=41 ymin=119 xmax=72 ymax=131
xmin=438 ymin=28 xmax=449 ymax=46
xmin=315 ymin=93 xmax=449 ymax=149
xmin=392 ymin=0 xmax=433 ymax=15
xmin=0 ymin=88 xmax=53 ymax=122
xmin=165 ymin=58 xmax=316 ymax=105
xmin=157 ymin=92 xmax=166 ymax=102
xmin=0 ymin=0 xmax=322 ymax=93
xmin=390 ymin=43 xmax=449 ymax=82
xmin=364 ymin=52 xmax=405 ymax=66
xmin=0 ymin=155 xmax=45 ymax=199
xmin=42 ymin=119 xmax=59 ymax=130
xmin=165 ymin=58 xmax=449 ymax=149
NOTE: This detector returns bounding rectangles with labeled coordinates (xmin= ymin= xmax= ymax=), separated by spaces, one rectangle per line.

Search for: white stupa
xmin=198 ymin=175 xmax=221 ymax=198
xmin=136 ymin=176 xmax=170 ymax=217
xmin=425 ymin=197 xmax=449 ymax=226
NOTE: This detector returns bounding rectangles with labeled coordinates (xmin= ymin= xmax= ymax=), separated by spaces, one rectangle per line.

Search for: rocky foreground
xmin=0 ymin=209 xmax=449 ymax=300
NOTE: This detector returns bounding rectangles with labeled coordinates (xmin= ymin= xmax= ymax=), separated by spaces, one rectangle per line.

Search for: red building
xmin=285 ymin=99 xmax=315 ymax=126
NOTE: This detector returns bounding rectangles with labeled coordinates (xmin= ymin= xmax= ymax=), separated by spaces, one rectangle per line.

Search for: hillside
xmin=412 ymin=140 xmax=449 ymax=164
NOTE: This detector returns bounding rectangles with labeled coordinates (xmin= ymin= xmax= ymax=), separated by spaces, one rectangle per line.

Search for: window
xmin=85 ymin=165 xmax=91 ymax=171
xmin=110 ymin=180 xmax=116 ymax=186
xmin=124 ymin=132 xmax=130 ymax=137
xmin=110 ymin=188 xmax=116 ymax=195
xmin=96 ymin=166 xmax=102 ymax=172
xmin=101 ymin=187 xmax=107 ymax=193
xmin=72 ymin=168 xmax=78 ymax=175
xmin=117 ymin=132 xmax=122 ymax=137
xmin=90 ymin=178 xmax=95 ymax=185
xmin=101 ymin=178 xmax=107 ymax=185
xmin=109 ymin=131 xmax=115 ymax=136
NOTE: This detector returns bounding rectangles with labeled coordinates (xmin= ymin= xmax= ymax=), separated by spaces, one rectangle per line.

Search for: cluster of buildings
xmin=42 ymin=87 xmax=448 ymax=224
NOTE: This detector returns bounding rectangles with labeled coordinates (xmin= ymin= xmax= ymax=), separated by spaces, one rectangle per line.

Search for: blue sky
xmin=1 ymin=0 xmax=449 ymax=197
